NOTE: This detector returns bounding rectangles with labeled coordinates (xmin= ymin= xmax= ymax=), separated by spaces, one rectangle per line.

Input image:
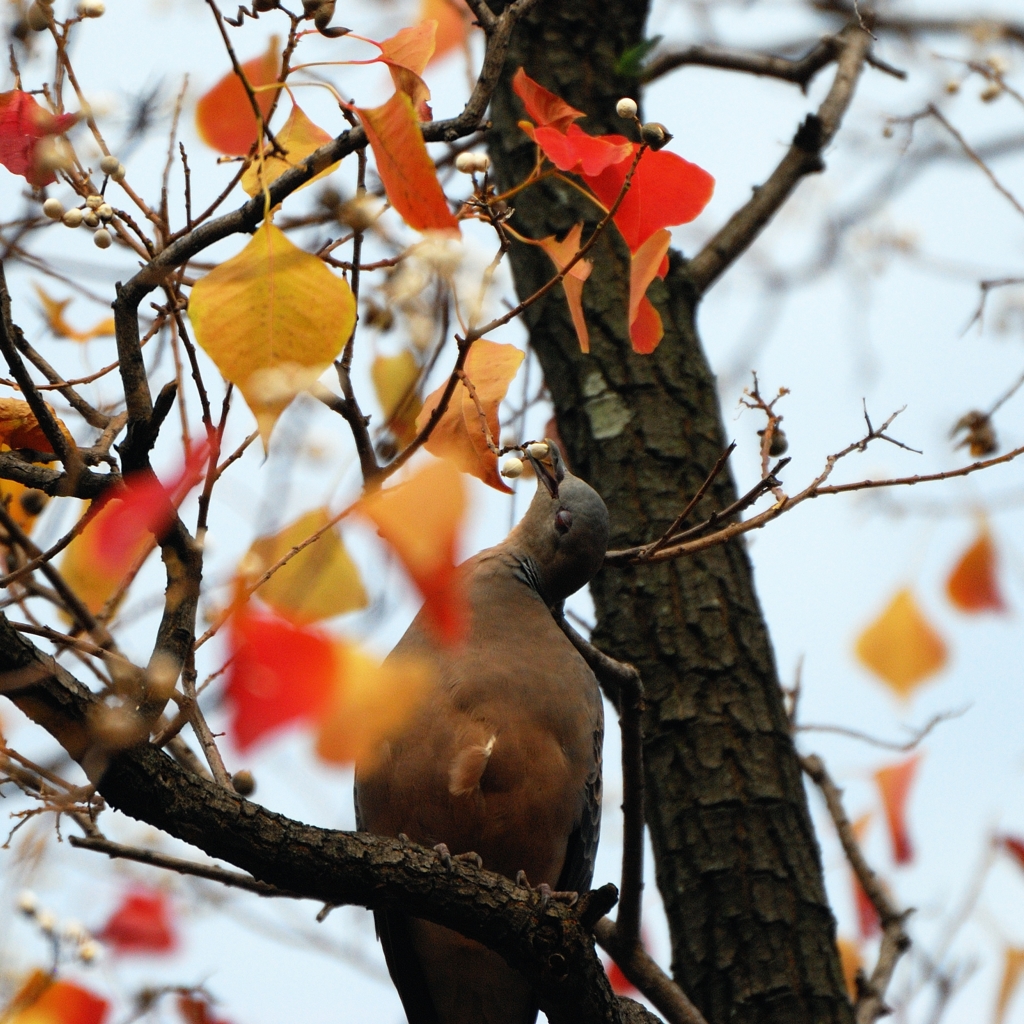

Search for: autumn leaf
xmin=421 ymin=0 xmax=471 ymax=64
xmin=188 ymin=223 xmax=355 ymax=444
xmin=225 ymin=603 xmax=338 ymax=751
xmin=998 ymin=834 xmax=1024 ymax=871
xmin=241 ymin=102 xmax=339 ymax=197
xmin=946 ymin=527 xmax=1006 ymax=613
xmin=34 ymin=285 xmax=115 ymax=342
xmin=242 ymin=508 xmax=368 ymax=624
xmin=836 ymin=938 xmax=863 ymax=1000
xmin=372 ymin=350 xmax=423 ymax=442
xmin=357 ymin=458 xmax=468 ymax=642
xmin=628 ymin=228 xmax=671 ymax=354
xmin=995 ymin=947 xmax=1024 ymax=1024
xmin=0 ymin=91 xmax=78 ymax=187
xmin=606 ymin=959 xmax=638 ymax=997
xmin=875 ymin=754 xmax=921 ymax=865
xmin=512 ymin=67 xmax=585 ymax=133
xmin=378 ymin=22 xmax=435 ymax=116
xmin=537 ymin=224 xmax=593 ymax=353
xmin=196 ymin=37 xmax=280 ymax=155
xmin=315 ymin=642 xmax=434 ymax=767
xmin=357 ymin=91 xmax=459 ymax=234
xmin=4 ymin=971 xmax=108 ymax=1024
xmin=99 ymin=890 xmax=177 ymax=954
xmin=177 ymin=995 xmax=231 ymax=1024
xmin=849 ymin=813 xmax=879 ymax=938
xmin=0 ymin=480 xmax=49 ymax=535
xmin=0 ymin=398 xmax=72 ymax=453
xmin=416 ymin=340 xmax=525 ymax=492
xmin=855 ymin=588 xmax=948 ymax=698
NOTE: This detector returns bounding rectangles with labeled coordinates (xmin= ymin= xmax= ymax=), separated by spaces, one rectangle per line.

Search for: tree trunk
xmin=486 ymin=4 xmax=853 ymax=1023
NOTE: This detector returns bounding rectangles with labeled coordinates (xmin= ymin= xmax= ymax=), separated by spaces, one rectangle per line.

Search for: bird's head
xmin=513 ymin=440 xmax=609 ymax=604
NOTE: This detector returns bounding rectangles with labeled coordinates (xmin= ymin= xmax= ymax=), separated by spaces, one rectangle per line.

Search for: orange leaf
xmin=628 ymin=228 xmax=670 ymax=353
xmin=225 ymin=603 xmax=338 ymax=751
xmin=372 ymin=350 xmax=423 ymax=443
xmin=5 ymin=971 xmax=109 ymax=1024
xmin=995 ymin=948 xmax=1024 ymax=1024
xmin=357 ymin=458 xmax=467 ymax=642
xmin=836 ymin=938 xmax=863 ymax=1000
xmin=415 ymin=340 xmax=525 ymax=492
xmin=177 ymin=995 xmax=231 ymax=1024
xmin=0 ymin=91 xmax=78 ymax=187
xmin=946 ymin=527 xmax=1006 ymax=613
xmin=357 ymin=91 xmax=458 ymax=234
xmin=240 ymin=102 xmax=339 ymax=197
xmin=630 ymin=295 xmax=664 ymax=355
xmin=0 ymin=398 xmax=72 ymax=453
xmin=855 ymin=588 xmax=948 ymax=698
xmin=315 ymin=642 xmax=434 ymax=767
xmin=196 ymin=38 xmax=280 ymax=155
xmin=0 ymin=479 xmax=49 ymax=536
xmin=512 ymin=67 xmax=584 ymax=133
xmin=875 ymin=754 xmax=921 ymax=865
xmin=421 ymin=0 xmax=470 ymax=64
xmin=537 ymin=224 xmax=593 ymax=353
xmin=99 ymin=890 xmax=177 ymax=954
xmin=34 ymin=285 xmax=114 ymax=342
xmin=379 ymin=22 xmax=435 ymax=116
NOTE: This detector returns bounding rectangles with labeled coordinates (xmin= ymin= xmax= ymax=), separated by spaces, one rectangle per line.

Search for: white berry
xmin=527 ymin=441 xmax=549 ymax=459
xmin=97 ymin=203 xmax=113 ymax=220
xmin=42 ymin=197 xmax=64 ymax=219
xmin=471 ymin=153 xmax=490 ymax=173
xmin=93 ymin=228 xmax=112 ymax=249
xmin=62 ymin=208 xmax=83 ymax=228
xmin=110 ymin=163 xmax=126 ymax=182
xmin=79 ymin=940 xmax=100 ymax=963
xmin=36 ymin=909 xmax=57 ymax=933
xmin=17 ymin=890 xmax=38 ymax=915
xmin=99 ymin=154 xmax=120 ymax=175
xmin=77 ymin=0 xmax=105 ymax=15
xmin=455 ymin=152 xmax=477 ymax=174
xmin=85 ymin=194 xmax=103 ymax=209
xmin=83 ymin=210 xmax=99 ymax=228
xmin=501 ymin=457 xmax=524 ymax=479
xmin=616 ymin=97 xmax=638 ymax=119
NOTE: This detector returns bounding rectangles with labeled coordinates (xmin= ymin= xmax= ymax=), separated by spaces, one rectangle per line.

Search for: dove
xmin=355 ymin=441 xmax=610 ymax=1024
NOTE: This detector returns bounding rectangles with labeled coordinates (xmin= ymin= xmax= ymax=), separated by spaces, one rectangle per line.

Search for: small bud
xmin=99 ymin=153 xmax=120 ymax=175
xmin=640 ymin=122 xmax=673 ymax=150
xmin=110 ymin=163 xmax=126 ymax=182
xmin=62 ymin=919 xmax=88 ymax=943
xmin=93 ymin=228 xmax=112 ymax=249
xmin=616 ymin=97 xmax=638 ymax=119
xmin=96 ymin=203 xmax=113 ymax=220
xmin=17 ymin=890 xmax=38 ymax=915
xmin=232 ymin=770 xmax=256 ymax=796
xmin=526 ymin=441 xmax=549 ymax=459
xmin=76 ymin=0 xmax=105 ymax=15
xmin=62 ymin=208 xmax=83 ymax=228
xmin=945 ymin=79 xmax=961 ymax=94
xmin=501 ymin=457 xmax=524 ymax=479
xmin=83 ymin=210 xmax=99 ymax=228
xmin=455 ymin=152 xmax=478 ymax=174
xmin=36 ymin=909 xmax=57 ymax=933
xmin=79 ymin=940 xmax=100 ymax=963
xmin=85 ymin=194 xmax=103 ymax=209
xmin=980 ymin=82 xmax=1002 ymax=102
xmin=42 ymin=197 xmax=64 ymax=219
xmin=881 ymin=125 xmax=893 ymax=138
xmin=27 ymin=3 xmax=51 ymax=30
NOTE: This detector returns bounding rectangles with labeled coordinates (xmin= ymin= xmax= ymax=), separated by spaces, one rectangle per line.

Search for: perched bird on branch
xmin=355 ymin=441 xmax=609 ymax=1024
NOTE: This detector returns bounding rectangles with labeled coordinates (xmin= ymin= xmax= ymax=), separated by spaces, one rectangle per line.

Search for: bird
xmin=354 ymin=440 xmax=610 ymax=1024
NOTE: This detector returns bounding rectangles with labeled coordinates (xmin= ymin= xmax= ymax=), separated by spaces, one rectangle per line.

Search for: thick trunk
xmin=486 ymin=4 xmax=853 ymax=1023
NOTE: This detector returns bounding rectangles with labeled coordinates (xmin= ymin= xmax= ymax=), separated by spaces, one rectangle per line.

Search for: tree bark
xmin=486 ymin=4 xmax=853 ymax=1023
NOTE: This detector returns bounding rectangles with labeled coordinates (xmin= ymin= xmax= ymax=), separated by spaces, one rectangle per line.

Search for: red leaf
xmin=629 ymin=295 xmax=664 ymax=355
xmin=0 ymin=91 xmax=77 ymax=187
xmin=357 ymin=91 xmax=458 ymax=234
xmin=196 ymin=39 xmax=280 ymax=155
xmin=999 ymin=835 xmax=1024 ymax=870
xmin=946 ymin=528 xmax=1006 ymax=613
xmin=225 ymin=604 xmax=338 ymax=751
xmin=854 ymin=875 xmax=880 ymax=938
xmin=7 ymin=972 xmax=109 ymax=1024
xmin=606 ymin=959 xmax=638 ymax=996
xmin=531 ymin=124 xmax=631 ymax=177
xmin=875 ymin=755 xmax=921 ymax=865
xmin=177 ymin=995 xmax=232 ymax=1024
xmin=512 ymin=67 xmax=584 ymax=132
xmin=99 ymin=890 xmax=177 ymax=954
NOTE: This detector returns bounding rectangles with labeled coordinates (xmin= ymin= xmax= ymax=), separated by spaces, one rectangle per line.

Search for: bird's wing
xmin=375 ymin=909 xmax=443 ymax=1024
xmin=556 ymin=722 xmax=603 ymax=895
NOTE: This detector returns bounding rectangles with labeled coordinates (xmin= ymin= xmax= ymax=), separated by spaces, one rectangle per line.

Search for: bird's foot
xmin=515 ymin=871 xmax=579 ymax=908
xmin=433 ymin=844 xmax=484 ymax=872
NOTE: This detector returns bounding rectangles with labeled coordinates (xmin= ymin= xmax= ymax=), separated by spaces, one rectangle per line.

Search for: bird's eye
xmin=554 ymin=509 xmax=572 ymax=534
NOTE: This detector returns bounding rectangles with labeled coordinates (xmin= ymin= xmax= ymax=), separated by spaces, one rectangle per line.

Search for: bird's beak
xmin=526 ymin=440 xmax=565 ymax=499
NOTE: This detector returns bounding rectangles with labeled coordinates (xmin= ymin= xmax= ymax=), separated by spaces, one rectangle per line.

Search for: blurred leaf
xmin=0 ymin=479 xmax=49 ymax=536
xmin=225 ymin=603 xmax=337 ymax=751
xmin=240 ymin=102 xmax=338 ymax=198
xmin=946 ymin=527 xmax=1006 ymax=613
xmin=614 ymin=35 xmax=663 ymax=78
xmin=999 ymin=834 xmax=1024 ymax=870
xmin=0 ymin=398 xmax=72 ymax=453
xmin=357 ymin=92 xmax=459 ymax=234
xmin=372 ymin=350 xmax=422 ymax=443
xmin=537 ymin=224 xmax=593 ymax=353
xmin=244 ymin=508 xmax=368 ymax=624
xmin=0 ymin=91 xmax=78 ymax=187
xmin=995 ymin=947 xmax=1024 ymax=1024
xmin=357 ymin=458 xmax=467 ymax=643
xmin=849 ymin=812 xmax=880 ymax=938
xmin=855 ymin=588 xmax=948 ymax=698
xmin=177 ymin=995 xmax=231 ymax=1024
xmin=416 ymin=340 xmax=525 ymax=492
xmin=836 ymin=938 xmax=863 ymax=1000
xmin=420 ymin=0 xmax=471 ymax=65
xmin=875 ymin=754 xmax=921 ymax=865
xmin=379 ymin=22 xmax=435 ymax=116
xmin=195 ymin=37 xmax=280 ymax=155
xmin=188 ymin=224 xmax=355 ymax=445
xmin=34 ymin=285 xmax=115 ymax=342
xmin=99 ymin=890 xmax=177 ymax=955
xmin=5 ymin=971 xmax=108 ymax=1024
xmin=315 ymin=642 xmax=434 ymax=767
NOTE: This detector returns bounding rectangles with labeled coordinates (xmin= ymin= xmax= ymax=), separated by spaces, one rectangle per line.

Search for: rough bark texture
xmin=485 ymin=3 xmax=854 ymax=1023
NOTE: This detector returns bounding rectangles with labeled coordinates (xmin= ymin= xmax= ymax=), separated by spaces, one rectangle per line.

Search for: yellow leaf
xmin=0 ymin=479 xmax=49 ymax=536
xmin=241 ymin=102 xmax=339 ymax=198
xmin=537 ymin=223 xmax=593 ymax=353
xmin=0 ymin=399 xmax=74 ymax=453
xmin=371 ymin=350 xmax=422 ymax=443
xmin=836 ymin=938 xmax=862 ymax=1001
xmin=995 ymin=947 xmax=1024 ymax=1024
xmin=315 ymin=642 xmax=434 ymax=767
xmin=188 ymin=223 xmax=355 ymax=445
xmin=854 ymin=588 xmax=948 ymax=698
xmin=34 ymin=284 xmax=115 ymax=342
xmin=243 ymin=508 xmax=367 ymax=624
